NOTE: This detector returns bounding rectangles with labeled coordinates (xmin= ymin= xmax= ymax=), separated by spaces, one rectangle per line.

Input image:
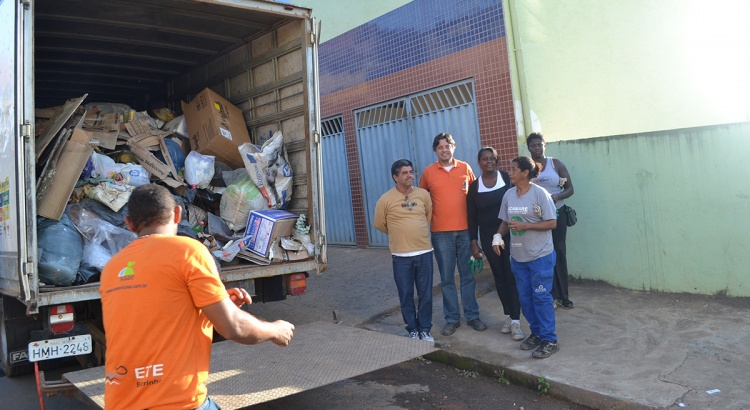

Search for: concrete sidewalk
xmin=360 ymin=252 xmax=750 ymax=410
xmin=251 ymin=246 xmax=750 ymax=409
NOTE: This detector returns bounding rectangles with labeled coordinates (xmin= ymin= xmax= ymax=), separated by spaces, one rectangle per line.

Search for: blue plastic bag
xmin=37 ymin=212 xmax=82 ymax=286
xmin=154 ymin=138 xmax=187 ymax=174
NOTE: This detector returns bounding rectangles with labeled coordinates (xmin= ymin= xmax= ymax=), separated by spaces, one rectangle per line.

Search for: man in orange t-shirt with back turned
xmin=420 ymin=132 xmax=487 ymax=337
xmin=100 ymin=184 xmax=294 ymax=410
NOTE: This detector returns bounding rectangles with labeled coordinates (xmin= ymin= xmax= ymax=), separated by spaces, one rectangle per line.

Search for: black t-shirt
xmin=467 ymin=171 xmax=511 ymax=241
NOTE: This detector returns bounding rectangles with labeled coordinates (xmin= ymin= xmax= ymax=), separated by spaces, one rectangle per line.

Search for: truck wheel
xmin=0 ymin=296 xmax=37 ymax=377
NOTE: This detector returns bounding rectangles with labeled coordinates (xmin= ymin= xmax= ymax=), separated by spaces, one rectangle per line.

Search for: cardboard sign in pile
xmin=124 ymin=120 xmax=185 ymax=189
xmin=82 ymin=108 xmax=121 ymax=150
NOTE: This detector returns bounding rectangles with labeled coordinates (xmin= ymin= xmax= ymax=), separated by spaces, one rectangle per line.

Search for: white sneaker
xmin=510 ymin=322 xmax=525 ymax=341
xmin=419 ymin=331 xmax=434 ymax=342
xmin=500 ymin=316 xmax=512 ymax=334
xmin=409 ymin=331 xmax=419 ymax=339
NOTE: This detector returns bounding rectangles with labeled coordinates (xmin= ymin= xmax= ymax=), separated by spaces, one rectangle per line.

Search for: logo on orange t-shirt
xmin=106 ymin=365 xmax=128 ymax=385
xmin=118 ymin=261 xmax=136 ymax=278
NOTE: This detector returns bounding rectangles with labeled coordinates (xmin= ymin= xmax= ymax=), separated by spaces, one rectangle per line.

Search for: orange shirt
xmin=419 ymin=159 xmax=476 ymax=232
xmin=100 ymin=235 xmax=229 ymax=410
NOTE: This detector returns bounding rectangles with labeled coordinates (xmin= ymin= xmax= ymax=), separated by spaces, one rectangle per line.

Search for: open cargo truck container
xmin=0 ymin=0 xmax=328 ymax=378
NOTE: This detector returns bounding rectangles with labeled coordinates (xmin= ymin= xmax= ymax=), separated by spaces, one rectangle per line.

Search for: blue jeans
xmin=196 ymin=396 xmax=221 ymax=410
xmin=431 ymin=230 xmax=479 ymax=323
xmin=392 ymin=252 xmax=434 ymax=333
xmin=511 ymin=251 xmax=557 ymax=342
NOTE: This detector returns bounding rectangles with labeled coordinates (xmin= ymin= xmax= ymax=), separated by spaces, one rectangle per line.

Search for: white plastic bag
xmin=220 ymin=176 xmax=268 ymax=231
xmin=184 ymin=151 xmax=215 ymax=188
xmin=90 ymin=152 xmax=151 ymax=186
xmin=82 ymin=243 xmax=112 ymax=272
xmin=114 ymin=164 xmax=151 ymax=186
xmin=91 ymin=152 xmax=117 ymax=178
xmin=67 ymin=204 xmax=137 ymax=270
xmin=162 ymin=115 xmax=188 ymax=139
xmin=238 ymin=131 xmax=293 ymax=209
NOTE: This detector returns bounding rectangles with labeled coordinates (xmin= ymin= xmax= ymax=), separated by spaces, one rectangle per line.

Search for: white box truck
xmin=0 ymin=0 xmax=328 ymax=377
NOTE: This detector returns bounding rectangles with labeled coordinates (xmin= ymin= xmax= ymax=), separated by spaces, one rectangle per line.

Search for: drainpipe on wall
xmin=504 ymin=0 xmax=532 ymax=140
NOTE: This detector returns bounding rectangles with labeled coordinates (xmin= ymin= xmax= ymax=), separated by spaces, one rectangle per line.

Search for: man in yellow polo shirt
xmin=374 ymin=159 xmax=434 ymax=342
xmin=420 ymin=133 xmax=487 ymax=336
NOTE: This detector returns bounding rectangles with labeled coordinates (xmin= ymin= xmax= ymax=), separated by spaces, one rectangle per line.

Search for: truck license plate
xmin=28 ymin=335 xmax=92 ymax=362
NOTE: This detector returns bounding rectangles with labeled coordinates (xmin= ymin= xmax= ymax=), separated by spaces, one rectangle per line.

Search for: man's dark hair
xmin=390 ymin=159 xmax=414 ymax=180
xmin=126 ymin=184 xmax=177 ymax=233
xmin=432 ymin=132 xmax=456 ymax=151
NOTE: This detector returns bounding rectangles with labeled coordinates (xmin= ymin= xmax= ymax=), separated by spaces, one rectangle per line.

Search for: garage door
xmin=355 ymin=101 xmax=414 ymax=247
xmin=63 ymin=322 xmax=437 ymax=409
xmin=355 ymin=80 xmax=481 ymax=247
xmin=321 ymin=116 xmax=356 ymax=245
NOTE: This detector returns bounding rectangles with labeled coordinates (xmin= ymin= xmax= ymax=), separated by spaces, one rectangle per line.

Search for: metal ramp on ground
xmin=63 ymin=321 xmax=437 ymax=409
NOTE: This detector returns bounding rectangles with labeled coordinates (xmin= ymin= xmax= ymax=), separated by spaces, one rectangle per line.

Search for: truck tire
xmin=0 ymin=296 xmax=40 ymax=377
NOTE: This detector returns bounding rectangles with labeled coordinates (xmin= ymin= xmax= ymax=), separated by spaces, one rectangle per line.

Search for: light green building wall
xmin=551 ymin=124 xmax=750 ymax=296
xmin=307 ymin=0 xmax=413 ymax=43
xmin=509 ymin=0 xmax=750 ymax=140
xmin=507 ymin=0 xmax=750 ymax=295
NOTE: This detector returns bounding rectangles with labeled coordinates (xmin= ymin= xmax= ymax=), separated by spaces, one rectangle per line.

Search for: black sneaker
xmin=467 ymin=318 xmax=487 ymax=331
xmin=561 ymin=300 xmax=575 ymax=310
xmin=532 ymin=341 xmax=559 ymax=358
xmin=441 ymin=322 xmax=460 ymax=336
xmin=520 ymin=334 xmax=541 ymax=350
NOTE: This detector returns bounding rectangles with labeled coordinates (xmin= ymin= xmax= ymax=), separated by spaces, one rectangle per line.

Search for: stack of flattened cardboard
xmin=37 ymin=128 xmax=95 ymax=220
xmin=36 ymin=95 xmax=89 ymax=220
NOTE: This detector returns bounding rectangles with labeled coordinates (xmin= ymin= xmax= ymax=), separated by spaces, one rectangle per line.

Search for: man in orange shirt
xmin=100 ymin=184 xmax=294 ymax=410
xmin=420 ymin=133 xmax=487 ymax=336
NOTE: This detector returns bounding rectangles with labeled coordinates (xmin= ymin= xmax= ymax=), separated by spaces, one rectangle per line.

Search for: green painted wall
xmin=307 ymin=0 xmax=413 ymax=43
xmin=507 ymin=1 xmax=750 ymax=295
xmin=510 ymin=0 xmax=750 ymax=141
xmin=545 ymin=123 xmax=750 ymax=296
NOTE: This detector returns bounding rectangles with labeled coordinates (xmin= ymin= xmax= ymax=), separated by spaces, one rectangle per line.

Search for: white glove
xmin=492 ymin=233 xmax=504 ymax=247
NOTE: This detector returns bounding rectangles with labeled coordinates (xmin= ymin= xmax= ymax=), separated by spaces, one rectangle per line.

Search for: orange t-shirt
xmin=100 ymin=235 xmax=229 ymax=410
xmin=419 ymin=159 xmax=476 ymax=232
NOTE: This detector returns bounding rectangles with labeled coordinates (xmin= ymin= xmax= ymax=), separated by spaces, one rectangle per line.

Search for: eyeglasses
xmin=401 ymin=195 xmax=416 ymax=211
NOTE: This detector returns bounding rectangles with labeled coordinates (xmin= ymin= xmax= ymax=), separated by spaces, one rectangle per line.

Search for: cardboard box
xmin=241 ymin=210 xmax=298 ymax=258
xmin=182 ymin=88 xmax=251 ymax=168
xmin=37 ymin=128 xmax=94 ymax=220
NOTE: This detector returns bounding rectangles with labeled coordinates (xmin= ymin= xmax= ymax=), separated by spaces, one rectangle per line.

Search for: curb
xmin=424 ymin=349 xmax=654 ymax=410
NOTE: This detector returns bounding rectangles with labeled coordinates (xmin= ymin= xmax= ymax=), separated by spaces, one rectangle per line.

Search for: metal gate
xmin=355 ymin=80 xmax=481 ymax=247
xmin=321 ymin=116 xmax=356 ymax=245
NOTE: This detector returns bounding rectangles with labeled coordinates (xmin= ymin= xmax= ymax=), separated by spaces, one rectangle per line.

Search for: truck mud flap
xmin=62 ymin=321 xmax=437 ymax=409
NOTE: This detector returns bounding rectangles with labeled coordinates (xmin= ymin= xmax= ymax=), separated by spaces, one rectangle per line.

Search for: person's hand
xmin=491 ymin=233 xmax=505 ymax=256
xmin=227 ymin=288 xmax=252 ymax=308
xmin=271 ymin=320 xmax=295 ymax=347
xmin=508 ymin=219 xmax=525 ymax=233
xmin=471 ymin=242 xmax=483 ymax=259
